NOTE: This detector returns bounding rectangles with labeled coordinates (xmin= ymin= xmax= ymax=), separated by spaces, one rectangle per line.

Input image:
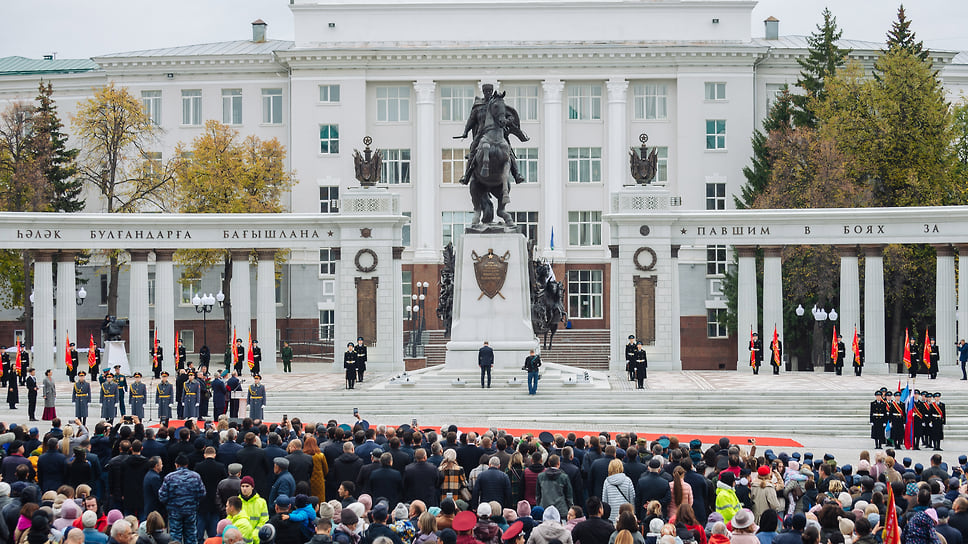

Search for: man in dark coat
xmin=635 ymin=459 xmax=672 ymax=520
xmin=37 ymin=437 xmax=67 ymax=492
xmin=474 ymin=457 xmax=512 ymax=507
xmin=286 ymin=441 xmax=314 ymax=485
xmin=121 ymin=441 xmax=150 ymax=518
xmin=237 ymin=432 xmax=273 ymax=499
xmin=572 ymin=497 xmax=614 ymax=544
xmin=143 ymin=456 xmax=166 ymax=519
xmin=369 ymin=453 xmax=404 ymax=509
xmin=25 ymin=368 xmax=38 ymax=421
xmin=226 ymin=372 xmax=241 ymax=418
xmin=457 ymin=433 xmax=485 ymax=477
xmin=357 ymin=449 xmax=383 ymax=496
xmin=560 ymin=447 xmax=585 ymax=506
xmin=194 ymin=446 xmax=228 ymax=540
xmin=680 ymin=457 xmax=707 ymax=521
xmin=212 ymin=371 xmax=227 ymax=418
xmin=403 ymin=448 xmax=441 ymax=506
xmin=478 ymin=341 xmax=494 ymax=389
xmin=329 ymin=442 xmax=364 ymax=498
xmin=588 ymin=446 xmax=616 ymax=501
xmin=217 ymin=429 xmax=243 ymax=467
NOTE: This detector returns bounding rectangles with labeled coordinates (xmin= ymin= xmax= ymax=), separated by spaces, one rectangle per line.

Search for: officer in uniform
xmin=177 ymin=338 xmax=188 ymax=371
xmin=909 ymin=336 xmax=921 ymax=379
xmin=0 ymin=347 xmax=9 ymax=384
xmin=355 ymin=337 xmax=368 ymax=383
xmin=625 ymin=335 xmax=637 ymax=381
xmin=247 ymin=374 xmax=266 ymax=420
xmin=89 ymin=342 xmax=99 ymax=378
xmin=929 ymin=392 xmax=946 ymax=451
xmin=633 ymin=341 xmax=648 ymax=389
xmin=281 ymin=341 xmax=293 ymax=373
xmin=99 ymin=372 xmax=118 ymax=423
xmin=152 ymin=343 xmax=163 ymax=379
xmin=929 ymin=338 xmax=940 ymax=379
xmin=68 ymin=343 xmax=79 ymax=382
xmin=156 ymin=371 xmax=173 ymax=424
xmin=834 ymin=335 xmax=846 ymax=376
xmin=72 ymin=371 xmax=90 ymax=424
xmin=887 ymin=391 xmax=905 ymax=448
xmin=129 ymin=372 xmax=146 ymax=419
xmin=770 ymin=335 xmax=782 ymax=375
xmin=114 ymin=365 xmax=128 ymax=417
xmin=749 ymin=332 xmax=762 ymax=375
xmin=251 ymin=340 xmax=262 ymax=375
xmin=183 ymin=370 xmax=200 ymax=419
xmin=870 ymin=390 xmax=887 ymax=449
xmin=343 ymin=343 xmax=356 ymax=390
xmin=912 ymin=389 xmax=927 ymax=450
xmin=17 ymin=350 xmax=27 ymax=386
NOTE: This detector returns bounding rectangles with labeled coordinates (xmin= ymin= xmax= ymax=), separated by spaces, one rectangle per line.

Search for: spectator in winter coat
xmin=157 ymin=454 xmax=206 ymax=544
xmin=268 ymin=458 xmax=296 ymax=507
xmin=536 ymin=455 xmax=573 ymax=516
xmin=602 ymin=460 xmax=635 ymax=523
xmin=475 ymin=457 xmax=512 ymax=508
xmin=526 ymin=506 xmax=573 ymax=544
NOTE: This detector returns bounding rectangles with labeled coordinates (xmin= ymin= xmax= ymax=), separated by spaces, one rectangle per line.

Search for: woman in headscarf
xmin=904 ymin=510 xmax=941 ymax=544
xmin=526 ymin=506 xmax=572 ymax=544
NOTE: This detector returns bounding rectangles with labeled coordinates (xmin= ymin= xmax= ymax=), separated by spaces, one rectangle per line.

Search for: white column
xmin=863 ymin=245 xmax=886 ymax=373
xmin=129 ymin=250 xmax=150 ymax=374
xmin=55 ymin=252 xmax=77 ymax=373
xmin=762 ymin=246 xmax=783 ymax=359
xmin=541 ymin=79 xmax=565 ymax=260
xmin=32 ymin=252 xmax=55 ymax=374
xmin=609 ymin=245 xmax=622 ymax=372
xmin=838 ymin=246 xmax=860 ymax=365
xmin=736 ymin=246 xmax=758 ymax=369
xmin=958 ymin=245 xmax=968 ymax=345
xmin=154 ymin=250 xmax=175 ymax=370
xmin=936 ymin=245 xmax=956 ymax=368
xmin=413 ymin=79 xmax=437 ymax=263
xmin=670 ymin=245 xmax=682 ymax=370
xmin=256 ymin=249 xmax=277 ymax=373
xmin=230 ymin=250 xmax=252 ymax=348
xmin=606 ymin=77 xmax=629 ymax=193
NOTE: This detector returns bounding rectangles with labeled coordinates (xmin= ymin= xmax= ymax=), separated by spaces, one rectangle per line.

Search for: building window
xmin=440 ymin=85 xmax=475 ymax=122
xmin=707 ymin=309 xmax=728 ymax=338
xmin=632 ymin=84 xmax=668 ymax=120
xmin=568 ymin=211 xmax=602 ymax=246
xmin=567 ymin=269 xmax=603 ymax=319
xmin=100 ymin=274 xmax=108 ymax=305
xmin=511 ymin=211 xmax=539 ymax=245
xmin=180 ymin=330 xmax=195 ymax=352
xmin=376 ymin=86 xmax=411 ymax=123
xmin=654 ymin=146 xmax=669 ymax=183
xmin=705 ymin=120 xmax=727 ymax=150
xmin=141 ymin=90 xmax=161 ymax=125
xmin=318 ymin=310 xmax=335 ymax=340
xmin=181 ymin=90 xmax=202 ymax=126
xmin=504 ymin=85 xmax=539 ymax=121
xmin=704 ymin=82 xmax=727 ymax=101
xmin=402 ymin=212 xmax=412 ymax=247
xmin=441 ymin=148 xmax=467 ymax=184
xmin=180 ymin=277 xmax=201 ymax=305
xmin=517 ymin=148 xmax=538 ymax=183
xmin=144 ymin=152 xmax=163 ymax=179
xmin=319 ymin=124 xmax=339 ymax=154
xmin=706 ymin=182 xmax=726 ymax=210
xmin=379 ymin=149 xmax=411 ymax=184
xmin=319 ymin=84 xmax=340 ymax=103
xmin=221 ymin=89 xmax=242 ymax=125
xmin=147 ymin=273 xmax=156 ymax=307
xmin=765 ymin=83 xmax=785 ymax=114
xmin=319 ymin=186 xmax=339 ymax=214
xmin=402 ymin=270 xmax=412 ymax=314
xmin=567 ymin=147 xmax=602 ymax=183
xmin=261 ymin=88 xmax=283 ymax=124
xmin=442 ymin=211 xmax=475 ymax=246
xmin=275 ymin=278 xmax=282 ymax=305
xmin=319 ymin=248 xmax=337 ymax=276
xmin=706 ymin=245 xmax=727 ymax=276
xmin=567 ymin=84 xmax=602 ymax=120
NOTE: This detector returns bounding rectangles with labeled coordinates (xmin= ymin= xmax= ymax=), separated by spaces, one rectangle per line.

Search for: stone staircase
xmin=417 ymin=329 xmax=610 ymax=369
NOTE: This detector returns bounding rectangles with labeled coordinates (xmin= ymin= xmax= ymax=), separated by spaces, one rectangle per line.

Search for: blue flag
xmin=550 ymin=226 xmax=555 ymax=251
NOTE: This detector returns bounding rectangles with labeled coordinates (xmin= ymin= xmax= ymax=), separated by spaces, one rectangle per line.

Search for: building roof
xmin=96 ymin=39 xmax=293 ymax=59
xmin=752 ymin=35 xmax=887 ymax=51
xmin=954 ymin=51 xmax=968 ymax=65
xmin=0 ymin=56 xmax=98 ymax=75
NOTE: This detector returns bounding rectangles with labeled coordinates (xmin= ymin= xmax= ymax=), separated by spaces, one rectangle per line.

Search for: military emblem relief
xmin=472 ymin=249 xmax=510 ymax=300
xmin=629 ymin=133 xmax=659 ymax=185
xmin=353 ymin=136 xmax=383 ymax=187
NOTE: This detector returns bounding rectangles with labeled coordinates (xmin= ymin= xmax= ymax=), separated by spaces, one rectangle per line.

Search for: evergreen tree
xmin=885 ymin=4 xmax=928 ymax=62
xmin=33 ymin=81 xmax=83 ymax=212
xmin=792 ymin=8 xmax=851 ymax=128
xmin=735 ymin=87 xmax=794 ymax=209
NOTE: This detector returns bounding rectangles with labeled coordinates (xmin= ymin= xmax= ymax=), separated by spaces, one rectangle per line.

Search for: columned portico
xmin=936 ymin=244 xmax=956 ymax=366
xmin=412 ymin=79 xmax=437 ymax=263
xmin=761 ymin=246 xmax=783 ymax=353
xmin=606 ymin=77 xmax=629 ymax=194
xmin=862 ymin=245 xmax=886 ymax=373
xmin=958 ymin=245 xmax=968 ymax=344
xmin=230 ymin=249 xmax=252 ymax=344
xmin=128 ymin=250 xmax=150 ymax=374
xmin=736 ymin=246 xmax=758 ymax=368
xmin=670 ymin=245 xmax=681 ymax=368
xmin=55 ymin=251 xmax=77 ymax=373
xmin=541 ymin=79 xmax=565 ymax=260
xmin=153 ymin=250 xmax=175 ymax=371
xmin=32 ymin=251 xmax=55 ymax=374
xmin=838 ymin=246 xmax=860 ymax=365
xmin=256 ymin=249 xmax=277 ymax=373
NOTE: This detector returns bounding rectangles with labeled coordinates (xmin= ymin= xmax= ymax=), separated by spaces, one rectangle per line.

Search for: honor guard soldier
xmin=770 ymin=336 xmax=783 ymax=375
xmin=625 ymin=335 xmax=637 ymax=381
xmin=634 ymin=341 xmax=648 ymax=388
xmin=152 ymin=342 xmax=163 ymax=379
xmin=343 ymin=343 xmax=356 ymax=390
xmin=114 ymin=365 xmax=128 ymax=416
xmin=835 ymin=335 xmax=846 ymax=376
xmin=854 ymin=336 xmax=865 ymax=376
xmin=5 ymin=363 xmax=18 ymax=409
xmin=233 ymin=338 xmax=245 ymax=375
xmin=129 ymin=372 xmax=146 ymax=419
xmin=20 ymin=348 xmax=30 ymax=381
xmin=909 ymin=336 xmax=921 ymax=379
xmin=0 ymin=347 xmax=9 ymax=384
xmin=355 ymin=337 xmax=368 ymax=383
xmin=929 ymin=339 xmax=940 ymax=379
xmin=183 ymin=370 xmax=200 ymax=419
xmin=251 ymin=340 xmax=262 ymax=375
xmin=177 ymin=338 xmax=188 ymax=371
xmin=72 ymin=371 xmax=90 ymax=425
xmin=247 ymin=374 xmax=266 ymax=419
xmin=68 ymin=343 xmax=79 ymax=382
xmin=749 ymin=332 xmax=763 ymax=375
xmin=17 ymin=350 xmax=27 ymax=386
xmin=887 ymin=391 xmax=906 ymax=448
xmin=281 ymin=341 xmax=293 ymax=373
xmin=929 ymin=392 xmax=946 ymax=450
xmin=912 ymin=390 xmax=927 ymax=450
xmin=156 ymin=372 xmax=173 ymax=424
xmin=100 ymin=372 xmax=118 ymax=423
xmin=870 ymin=390 xmax=888 ymax=449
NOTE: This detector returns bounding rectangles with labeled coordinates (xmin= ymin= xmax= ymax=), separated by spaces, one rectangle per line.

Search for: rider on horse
xmin=456 ymin=83 xmax=529 ymax=185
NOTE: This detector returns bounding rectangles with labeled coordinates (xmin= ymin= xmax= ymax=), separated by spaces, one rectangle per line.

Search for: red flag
xmin=923 ymin=329 xmax=931 ymax=369
xmin=232 ymin=328 xmax=238 ymax=365
xmin=883 ymin=477 xmax=901 ymax=544
xmin=14 ymin=339 xmax=21 ymax=375
xmin=88 ymin=334 xmax=96 ymax=369
xmin=831 ymin=326 xmax=838 ymax=364
xmin=65 ymin=332 xmax=73 ymax=371
xmin=247 ymin=330 xmax=255 ymax=370
xmin=152 ymin=330 xmax=158 ymax=369
xmin=903 ymin=329 xmax=911 ymax=368
xmin=749 ymin=328 xmax=755 ymax=366
xmin=852 ymin=327 xmax=860 ymax=366
xmin=772 ymin=326 xmax=781 ymax=366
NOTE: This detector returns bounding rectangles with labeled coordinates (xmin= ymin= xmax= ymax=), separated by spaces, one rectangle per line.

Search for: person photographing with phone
xmin=524 ymin=349 xmax=541 ymax=395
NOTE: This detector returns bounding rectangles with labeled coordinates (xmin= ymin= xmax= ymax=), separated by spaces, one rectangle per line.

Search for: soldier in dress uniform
xmin=198 ymin=368 xmax=211 ymax=418
xmin=251 ymin=340 xmax=262 ymax=375
xmin=929 ymin=392 xmax=946 ymax=451
xmin=177 ymin=338 xmax=188 ymax=371
xmin=234 ymin=338 xmax=245 ymax=375
xmin=355 ymin=337 xmax=367 ymax=383
xmin=68 ymin=343 xmax=79 ymax=382
xmin=870 ymin=390 xmax=887 ymax=449
xmin=749 ymin=332 xmax=762 ymax=375
xmin=0 ymin=347 xmax=9 ymax=384
xmin=247 ymin=374 xmax=266 ymax=420
xmin=770 ymin=336 xmax=782 ymax=375
xmin=89 ymin=343 xmax=100 ymax=378
xmin=853 ymin=336 xmax=865 ymax=376
xmin=633 ymin=341 xmax=648 ymax=389
xmin=100 ymin=372 xmax=118 ymax=423
xmin=835 ymin=335 xmax=846 ymax=376
xmin=152 ymin=343 xmax=163 ymax=379
xmin=156 ymin=371 xmax=173 ymax=424
xmin=281 ymin=341 xmax=293 ymax=373
xmin=912 ymin=389 xmax=927 ymax=450
xmin=17 ymin=351 xmax=27 ymax=386
xmin=183 ymin=370 xmax=200 ymax=419
xmin=6 ymin=361 xmax=18 ymax=409
xmin=72 ymin=371 xmax=90 ymax=425
xmin=887 ymin=391 xmax=905 ymax=448
xmin=929 ymin=339 xmax=940 ymax=380
xmin=113 ymin=365 xmax=128 ymax=417
xmin=175 ymin=368 xmax=188 ymax=419
xmin=625 ymin=335 xmax=637 ymax=381
xmin=129 ymin=372 xmax=146 ymax=419
xmin=343 ymin=343 xmax=356 ymax=390
xmin=909 ymin=336 xmax=921 ymax=379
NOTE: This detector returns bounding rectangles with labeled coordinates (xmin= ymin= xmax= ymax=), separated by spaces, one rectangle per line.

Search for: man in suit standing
xmin=478 ymin=341 xmax=494 ymax=389
xmin=25 ymin=367 xmax=38 ymax=421
xmin=227 ymin=371 xmax=241 ymax=418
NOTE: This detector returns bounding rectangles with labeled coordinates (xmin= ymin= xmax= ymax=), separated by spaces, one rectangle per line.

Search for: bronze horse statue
xmin=468 ymin=92 xmax=515 ymax=226
xmin=531 ymin=262 xmax=565 ymax=350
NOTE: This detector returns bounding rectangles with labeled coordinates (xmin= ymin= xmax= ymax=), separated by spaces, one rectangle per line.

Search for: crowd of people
xmin=0 ymin=416 xmax=965 ymax=544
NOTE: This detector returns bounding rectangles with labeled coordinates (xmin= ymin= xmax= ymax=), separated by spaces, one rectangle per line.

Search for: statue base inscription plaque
xmin=446 ymin=232 xmax=538 ymax=369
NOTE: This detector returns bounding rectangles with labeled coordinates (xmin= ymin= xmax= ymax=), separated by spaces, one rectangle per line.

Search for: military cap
xmin=885 ymin=391 xmax=893 ymax=397
xmin=791 ymin=452 xmax=801 ymax=460
xmin=253 ymin=340 xmax=259 ymax=344
xmin=77 ymin=371 xmax=86 ymax=376
xmin=347 ymin=342 xmax=354 ymax=347
xmin=637 ymin=341 xmax=643 ymax=346
xmin=875 ymin=390 xmax=882 ymax=395
xmin=132 ymin=372 xmax=142 ymax=378
xmin=502 ymin=521 xmax=524 ymax=541
xmin=161 ymin=371 xmax=170 ymax=377
xmin=69 ymin=343 xmax=75 ymax=347
xmin=628 ymin=335 xmax=635 ymax=340
xmin=358 ymin=336 xmax=365 ymax=341
xmin=253 ymin=373 xmax=262 ymax=379
xmin=538 ymin=431 xmax=554 ymax=444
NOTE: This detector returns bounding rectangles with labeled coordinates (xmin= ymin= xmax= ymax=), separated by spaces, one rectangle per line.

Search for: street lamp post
xmin=193 ymin=291 xmax=224 ymax=348
xmin=407 ymin=281 xmax=430 ymax=358
xmin=76 ymin=287 xmax=87 ymax=306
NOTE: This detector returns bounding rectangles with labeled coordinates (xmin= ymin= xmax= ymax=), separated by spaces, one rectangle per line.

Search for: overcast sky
xmin=3 ymin=0 xmax=967 ymax=59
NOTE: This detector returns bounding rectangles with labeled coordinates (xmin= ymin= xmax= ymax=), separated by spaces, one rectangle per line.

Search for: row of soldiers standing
xmin=624 ymin=335 xmax=649 ymax=389
xmin=69 ymin=369 xmax=146 ymax=424
xmin=869 ymin=387 xmax=946 ymax=451
xmin=748 ymin=332 xmax=869 ymax=375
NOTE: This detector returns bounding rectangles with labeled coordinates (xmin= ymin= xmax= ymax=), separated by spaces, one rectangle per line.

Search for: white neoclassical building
xmin=1 ymin=0 xmax=967 ymax=373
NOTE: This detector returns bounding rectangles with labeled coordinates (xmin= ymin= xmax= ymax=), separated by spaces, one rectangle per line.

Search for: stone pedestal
xmin=446 ymin=232 xmax=538 ymax=369
xmin=104 ymin=341 xmax=130 ymax=375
